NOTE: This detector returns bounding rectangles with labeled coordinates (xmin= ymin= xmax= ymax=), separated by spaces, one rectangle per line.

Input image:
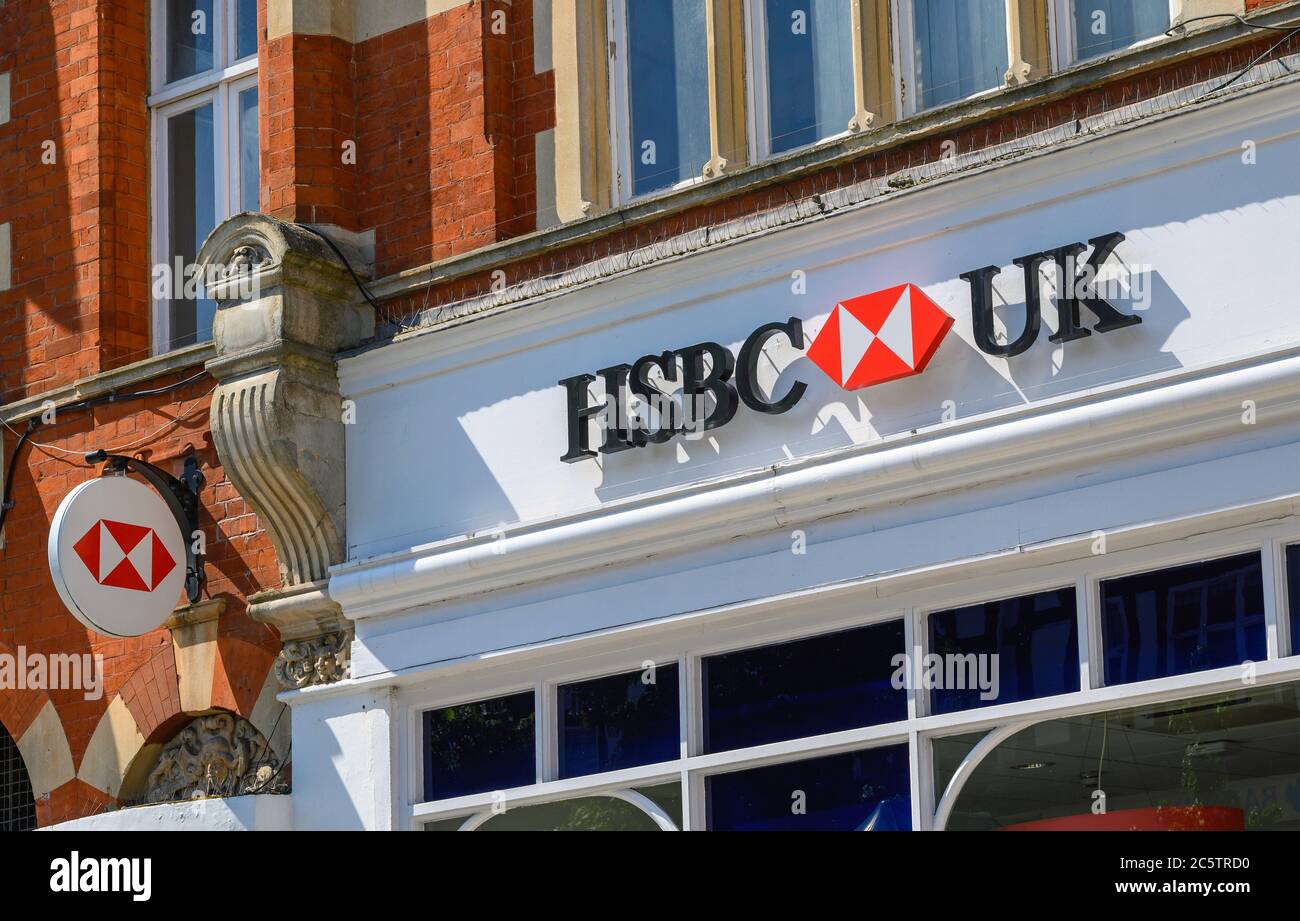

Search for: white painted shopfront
xmin=289 ymin=76 xmax=1300 ymax=830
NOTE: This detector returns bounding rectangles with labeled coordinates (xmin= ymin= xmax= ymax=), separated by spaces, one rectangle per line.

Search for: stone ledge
xmin=0 ymin=343 xmax=214 ymax=424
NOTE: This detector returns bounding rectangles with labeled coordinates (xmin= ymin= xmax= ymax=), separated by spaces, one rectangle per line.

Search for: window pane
xmin=422 ymin=691 xmax=535 ymax=801
xmin=1102 ymin=553 xmax=1266 ymax=686
xmin=707 ymin=745 xmax=911 ymax=830
xmin=911 ymin=0 xmax=1007 ymax=110
xmin=425 ymin=783 xmax=682 ymax=831
xmin=167 ymin=103 xmax=217 ymax=349
xmin=1072 ymin=0 xmax=1169 ymax=61
xmin=167 ymin=0 xmax=215 ymax=83
xmin=703 ymin=620 xmax=906 ymax=753
xmin=625 ymin=0 xmax=710 ymax=196
xmin=928 ymin=587 xmax=1079 ymax=714
xmin=559 ymin=664 xmax=679 ymax=779
xmin=236 ymin=0 xmax=258 ymax=60
xmin=762 ymin=0 xmax=854 ymax=153
xmin=939 ymin=683 xmax=1300 ymax=830
xmin=1288 ymin=545 xmax=1300 ymax=656
xmin=238 ymin=86 xmax=259 ymax=212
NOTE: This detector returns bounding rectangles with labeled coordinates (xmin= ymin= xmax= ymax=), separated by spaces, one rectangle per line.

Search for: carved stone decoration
xmin=276 ymin=630 xmax=352 ymax=689
xmin=145 ymin=713 xmax=288 ymax=803
xmin=198 ymin=214 xmax=373 ymax=689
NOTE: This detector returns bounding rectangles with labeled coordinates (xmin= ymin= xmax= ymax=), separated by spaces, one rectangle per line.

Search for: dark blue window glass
xmin=703 ymin=621 xmax=906 ymax=754
xmin=929 ymin=587 xmax=1078 ymax=714
xmin=423 ymin=691 xmax=534 ymax=801
xmin=912 ymin=0 xmax=1007 ymax=110
xmin=625 ymin=0 xmax=709 ymax=196
xmin=1102 ymin=553 xmax=1266 ymax=686
xmin=167 ymin=0 xmax=215 ymax=83
xmin=1287 ymin=545 xmax=1300 ymax=656
xmin=236 ymin=0 xmax=259 ymax=60
xmin=707 ymin=745 xmax=911 ymax=831
xmin=1073 ymin=0 xmax=1169 ymax=61
xmin=559 ymin=665 xmax=679 ymax=779
xmin=762 ymin=0 xmax=854 ymax=153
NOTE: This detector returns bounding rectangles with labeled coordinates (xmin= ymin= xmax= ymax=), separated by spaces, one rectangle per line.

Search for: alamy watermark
xmin=0 ymin=647 xmax=103 ymax=701
xmin=891 ymin=649 xmax=1000 ymax=702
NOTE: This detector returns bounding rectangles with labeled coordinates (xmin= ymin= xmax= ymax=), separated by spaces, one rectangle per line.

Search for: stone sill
xmin=367 ymin=2 xmax=1299 ymax=306
xmin=0 ymin=342 xmax=214 ymax=425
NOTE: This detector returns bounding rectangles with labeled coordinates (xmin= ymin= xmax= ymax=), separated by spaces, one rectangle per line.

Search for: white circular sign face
xmin=47 ymin=476 xmax=188 ymax=637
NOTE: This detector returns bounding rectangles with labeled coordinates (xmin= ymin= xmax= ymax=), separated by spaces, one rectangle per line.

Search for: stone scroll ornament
xmin=145 ymin=713 xmax=287 ymax=803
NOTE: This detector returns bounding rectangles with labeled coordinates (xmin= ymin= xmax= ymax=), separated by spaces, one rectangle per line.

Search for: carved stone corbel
xmin=198 ymin=214 xmax=373 ymax=688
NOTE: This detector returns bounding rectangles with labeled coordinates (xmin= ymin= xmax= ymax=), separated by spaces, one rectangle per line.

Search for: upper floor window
xmin=150 ymin=0 xmax=260 ymax=352
xmin=610 ymin=0 xmax=712 ymax=199
xmin=748 ymin=0 xmax=856 ymax=156
xmin=898 ymin=0 xmax=1012 ymax=113
xmin=1056 ymin=0 xmax=1173 ymax=64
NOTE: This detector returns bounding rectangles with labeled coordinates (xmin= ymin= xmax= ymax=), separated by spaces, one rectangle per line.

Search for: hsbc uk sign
xmin=560 ymin=231 xmax=1141 ymax=463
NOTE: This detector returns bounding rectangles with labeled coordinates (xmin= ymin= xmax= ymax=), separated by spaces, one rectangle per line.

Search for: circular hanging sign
xmin=48 ymin=476 xmax=187 ymax=637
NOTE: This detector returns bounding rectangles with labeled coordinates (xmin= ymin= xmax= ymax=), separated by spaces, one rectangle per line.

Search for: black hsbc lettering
xmin=560 ymin=317 xmax=806 ymax=463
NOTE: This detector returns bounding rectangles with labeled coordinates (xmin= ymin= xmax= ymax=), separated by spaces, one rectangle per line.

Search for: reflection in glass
xmin=424 ymin=783 xmax=683 ymax=831
xmin=708 ymin=745 xmax=911 ymax=830
xmin=625 ymin=0 xmax=710 ymax=196
xmin=236 ymin=0 xmax=259 ymax=60
xmin=167 ymin=104 xmax=217 ymax=348
xmin=422 ymin=691 xmax=535 ymax=802
xmin=559 ymin=665 xmax=679 ymax=779
xmin=937 ymin=683 xmax=1300 ymax=830
xmin=762 ymin=0 xmax=854 ymax=153
xmin=929 ymin=587 xmax=1078 ymax=714
xmin=703 ymin=620 xmax=906 ymax=754
xmin=238 ymin=87 xmax=259 ymax=212
xmin=167 ymin=0 xmax=215 ymax=83
xmin=1072 ymin=0 xmax=1169 ymax=61
xmin=911 ymin=0 xmax=1007 ymax=110
xmin=1101 ymin=553 xmax=1266 ymax=685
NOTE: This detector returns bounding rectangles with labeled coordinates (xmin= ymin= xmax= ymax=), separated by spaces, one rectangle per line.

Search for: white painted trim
xmin=931 ymin=720 xmax=1032 ymax=830
xmin=375 ymin=507 xmax=1300 ymax=825
xmin=330 ymin=347 xmax=1300 ymax=620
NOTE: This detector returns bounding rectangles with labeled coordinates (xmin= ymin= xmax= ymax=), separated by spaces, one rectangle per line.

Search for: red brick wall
xmin=0 ymin=368 xmax=281 ymax=825
xmin=262 ymin=29 xmax=358 ymax=228
xmin=506 ymin=0 xmax=557 ymax=238
xmin=0 ymin=0 xmax=151 ymax=402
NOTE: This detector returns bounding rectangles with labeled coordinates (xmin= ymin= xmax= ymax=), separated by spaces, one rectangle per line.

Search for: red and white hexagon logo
xmin=72 ymin=518 xmax=177 ymax=593
xmin=48 ymin=476 xmax=187 ymax=637
xmin=806 ymin=283 xmax=954 ymax=389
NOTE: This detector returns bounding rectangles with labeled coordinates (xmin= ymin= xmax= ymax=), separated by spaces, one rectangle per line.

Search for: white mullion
xmin=1078 ymin=572 xmax=1100 ymax=691
xmin=607 ymin=0 xmax=631 ymax=205
xmin=744 ymin=0 xmax=769 ymax=162
xmin=535 ymin=681 xmax=554 ymax=783
xmin=909 ymin=730 xmax=934 ymax=831
xmin=1263 ymin=538 xmax=1286 ymax=661
xmin=904 ymin=604 xmax=925 ymax=719
xmin=680 ymin=653 xmax=702 ymax=830
xmin=890 ymin=0 xmax=912 ymax=118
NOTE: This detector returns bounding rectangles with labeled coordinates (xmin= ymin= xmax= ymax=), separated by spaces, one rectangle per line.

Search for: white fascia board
xmin=328 ymin=346 xmax=1300 ymax=621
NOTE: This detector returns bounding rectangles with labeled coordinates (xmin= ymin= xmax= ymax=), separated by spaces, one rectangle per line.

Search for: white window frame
xmin=1049 ymin=0 xmax=1180 ymax=71
xmin=400 ymin=507 xmax=1300 ymax=830
xmin=892 ymin=0 xmax=1024 ymax=118
xmin=607 ymin=0 xmax=710 ymax=205
xmin=743 ymin=0 xmax=856 ymax=162
xmin=149 ymin=0 xmax=259 ymax=354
